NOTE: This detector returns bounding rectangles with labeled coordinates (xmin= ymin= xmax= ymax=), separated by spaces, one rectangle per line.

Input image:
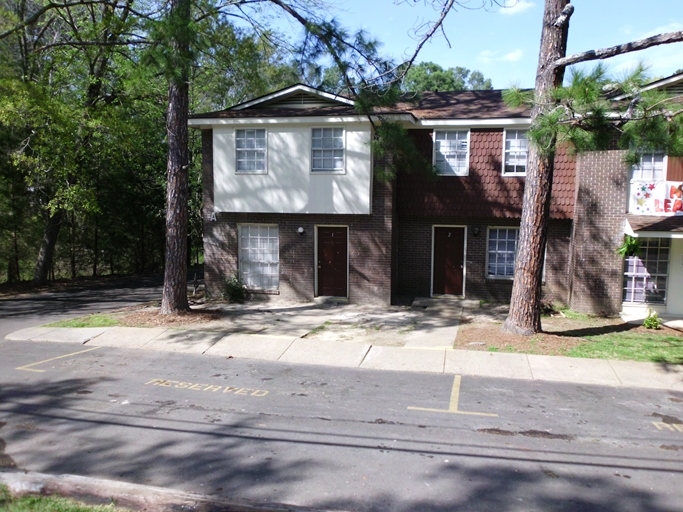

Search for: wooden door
xmin=433 ymin=227 xmax=465 ymax=295
xmin=318 ymin=227 xmax=348 ymax=297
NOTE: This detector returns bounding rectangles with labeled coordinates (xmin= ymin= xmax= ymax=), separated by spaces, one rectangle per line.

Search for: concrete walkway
xmin=5 ymin=299 xmax=683 ymax=391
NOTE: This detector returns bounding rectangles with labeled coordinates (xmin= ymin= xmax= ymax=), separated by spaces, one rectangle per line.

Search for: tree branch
xmin=554 ymin=30 xmax=683 ymax=69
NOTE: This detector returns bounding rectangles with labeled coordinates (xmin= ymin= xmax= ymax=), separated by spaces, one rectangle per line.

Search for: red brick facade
xmin=202 ymin=126 xmax=578 ymax=307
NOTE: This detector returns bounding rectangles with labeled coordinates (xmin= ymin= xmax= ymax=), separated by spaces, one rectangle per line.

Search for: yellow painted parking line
xmin=653 ymin=422 xmax=683 ymax=432
xmin=408 ymin=375 xmax=498 ymax=417
xmin=16 ymin=347 xmax=103 ymax=373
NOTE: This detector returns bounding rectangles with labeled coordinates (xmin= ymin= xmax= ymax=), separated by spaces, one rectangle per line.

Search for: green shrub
xmin=221 ymin=274 xmax=249 ymax=303
xmin=643 ymin=309 xmax=662 ymax=330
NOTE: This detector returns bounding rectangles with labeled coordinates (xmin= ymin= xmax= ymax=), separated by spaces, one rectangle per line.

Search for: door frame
xmin=431 ymin=224 xmax=467 ymax=297
xmin=314 ymin=225 xmax=349 ymax=297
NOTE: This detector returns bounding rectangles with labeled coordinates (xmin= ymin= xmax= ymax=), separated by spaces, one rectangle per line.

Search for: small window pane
xmin=236 ymin=129 xmax=266 ymax=173
xmin=487 ymin=228 xmax=519 ymax=277
xmin=503 ymin=130 xmax=528 ymax=175
xmin=239 ymin=225 xmax=279 ymax=291
xmin=435 ymin=130 xmax=469 ymax=176
xmin=312 ymin=128 xmax=344 ymax=171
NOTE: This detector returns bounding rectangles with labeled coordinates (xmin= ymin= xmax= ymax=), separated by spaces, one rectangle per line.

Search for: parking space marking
xmin=15 ymin=347 xmax=103 ymax=373
xmin=145 ymin=378 xmax=270 ymax=397
xmin=653 ymin=422 xmax=683 ymax=433
xmin=408 ymin=375 xmax=498 ymax=417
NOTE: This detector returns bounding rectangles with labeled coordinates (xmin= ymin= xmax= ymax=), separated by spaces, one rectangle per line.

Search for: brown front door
xmin=318 ymin=227 xmax=348 ymax=297
xmin=433 ymin=227 xmax=465 ymax=295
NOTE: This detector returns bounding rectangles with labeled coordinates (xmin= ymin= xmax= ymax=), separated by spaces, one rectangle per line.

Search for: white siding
xmin=213 ymin=123 xmax=373 ymax=214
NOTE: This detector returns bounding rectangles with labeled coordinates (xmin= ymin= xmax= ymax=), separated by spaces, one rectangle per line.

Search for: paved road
xmin=0 ymin=276 xmax=163 ymax=340
xmin=1 ymin=340 xmax=682 ymax=512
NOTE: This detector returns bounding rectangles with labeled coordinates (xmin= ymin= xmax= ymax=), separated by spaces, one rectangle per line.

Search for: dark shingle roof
xmin=190 ymin=90 xmax=530 ymax=121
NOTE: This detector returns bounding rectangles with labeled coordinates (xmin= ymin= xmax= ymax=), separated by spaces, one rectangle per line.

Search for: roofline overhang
xmin=416 ymin=118 xmax=530 ymax=128
xmin=611 ymin=72 xmax=683 ymax=101
xmin=188 ymin=113 xmax=416 ymax=128
xmin=624 ymin=218 xmax=683 ymax=239
xmin=188 ymin=115 xmax=531 ymax=129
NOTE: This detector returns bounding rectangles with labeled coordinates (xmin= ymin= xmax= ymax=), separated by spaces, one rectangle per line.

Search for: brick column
xmin=569 ymin=150 xmax=629 ymax=314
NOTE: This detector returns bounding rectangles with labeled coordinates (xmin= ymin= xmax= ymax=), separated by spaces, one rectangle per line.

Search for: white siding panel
xmin=213 ymin=123 xmax=372 ymax=214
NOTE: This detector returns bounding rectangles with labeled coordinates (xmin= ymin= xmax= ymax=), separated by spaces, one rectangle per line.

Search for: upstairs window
xmin=631 ymin=152 xmax=665 ymax=181
xmin=312 ymin=127 xmax=344 ymax=172
xmin=503 ymin=129 xmax=528 ymax=175
xmin=434 ymin=130 xmax=469 ymax=176
xmin=236 ymin=129 xmax=266 ymax=174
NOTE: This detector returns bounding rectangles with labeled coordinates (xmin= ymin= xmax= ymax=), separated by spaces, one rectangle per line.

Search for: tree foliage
xmin=403 ymin=61 xmax=493 ymax=92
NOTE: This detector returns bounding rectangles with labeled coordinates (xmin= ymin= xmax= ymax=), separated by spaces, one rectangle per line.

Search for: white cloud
xmin=499 ymin=0 xmax=534 ymax=16
xmin=478 ymin=49 xmax=524 ymax=64
xmin=502 ymin=49 xmax=524 ymax=62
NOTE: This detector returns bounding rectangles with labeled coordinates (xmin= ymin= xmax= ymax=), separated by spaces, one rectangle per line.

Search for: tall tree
xmin=502 ymin=1 xmax=683 ymax=335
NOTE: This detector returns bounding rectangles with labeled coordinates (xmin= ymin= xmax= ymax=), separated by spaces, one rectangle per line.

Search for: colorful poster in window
xmin=629 ymin=180 xmax=683 ymax=215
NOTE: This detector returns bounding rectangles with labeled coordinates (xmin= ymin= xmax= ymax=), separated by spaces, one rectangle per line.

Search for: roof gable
xmin=232 ymin=84 xmax=355 ymax=111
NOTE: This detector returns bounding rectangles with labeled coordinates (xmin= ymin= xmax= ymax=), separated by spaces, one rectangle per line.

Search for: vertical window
xmin=239 ymin=225 xmax=279 ymax=291
xmin=434 ymin=130 xmax=469 ymax=176
xmin=312 ymin=127 xmax=344 ymax=172
xmin=631 ymin=152 xmax=665 ymax=181
xmin=623 ymin=238 xmax=669 ymax=304
xmin=503 ymin=129 xmax=528 ymax=175
xmin=487 ymin=228 xmax=518 ymax=278
xmin=236 ymin=129 xmax=266 ymax=173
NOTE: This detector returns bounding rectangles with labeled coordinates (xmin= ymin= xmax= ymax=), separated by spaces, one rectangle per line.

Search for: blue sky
xmin=306 ymin=1 xmax=683 ymax=89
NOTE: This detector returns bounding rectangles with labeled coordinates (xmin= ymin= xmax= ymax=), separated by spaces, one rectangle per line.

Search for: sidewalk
xmin=5 ymin=298 xmax=683 ymax=391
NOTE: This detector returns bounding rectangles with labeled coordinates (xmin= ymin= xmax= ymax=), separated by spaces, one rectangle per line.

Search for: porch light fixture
xmin=297 ymin=226 xmax=305 ymax=235
xmin=472 ymin=227 xmax=480 ymax=236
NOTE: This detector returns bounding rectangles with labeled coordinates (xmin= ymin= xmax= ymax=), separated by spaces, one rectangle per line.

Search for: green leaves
xmin=505 ymin=64 xmax=683 ymax=160
xmin=403 ymin=62 xmax=493 ymax=92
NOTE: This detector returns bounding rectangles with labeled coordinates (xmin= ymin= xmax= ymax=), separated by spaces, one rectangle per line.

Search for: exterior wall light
xmin=472 ymin=227 xmax=480 ymax=236
xmin=297 ymin=226 xmax=305 ymax=235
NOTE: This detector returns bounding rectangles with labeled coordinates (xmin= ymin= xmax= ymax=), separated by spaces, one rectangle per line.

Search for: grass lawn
xmin=569 ymin=331 xmax=683 ymax=363
xmin=46 ymin=314 xmax=120 ymax=328
xmin=0 ymin=485 xmax=124 ymax=512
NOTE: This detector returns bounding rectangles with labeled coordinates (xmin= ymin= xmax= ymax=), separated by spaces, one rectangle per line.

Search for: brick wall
xmin=202 ymin=128 xmax=395 ymax=305
xmin=568 ymin=150 xmax=629 ymax=314
xmin=395 ymin=218 xmax=571 ymax=303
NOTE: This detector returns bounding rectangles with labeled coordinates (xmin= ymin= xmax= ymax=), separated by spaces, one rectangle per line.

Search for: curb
xmin=0 ymin=470 xmax=347 ymax=512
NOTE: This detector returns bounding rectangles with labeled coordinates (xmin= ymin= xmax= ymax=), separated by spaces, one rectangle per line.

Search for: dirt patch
xmin=120 ymin=307 xmax=223 ymax=328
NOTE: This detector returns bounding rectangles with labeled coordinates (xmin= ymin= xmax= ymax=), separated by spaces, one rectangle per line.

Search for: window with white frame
xmin=434 ymin=130 xmax=469 ymax=176
xmin=503 ymin=129 xmax=528 ymax=175
xmin=236 ymin=129 xmax=266 ymax=173
xmin=623 ymin=238 xmax=669 ymax=304
xmin=631 ymin=152 xmax=665 ymax=181
xmin=238 ymin=225 xmax=279 ymax=291
xmin=487 ymin=228 xmax=518 ymax=278
xmin=312 ymin=127 xmax=344 ymax=172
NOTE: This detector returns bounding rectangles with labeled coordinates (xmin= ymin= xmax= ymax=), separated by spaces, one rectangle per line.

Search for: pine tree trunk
xmin=160 ymin=0 xmax=191 ymax=314
xmin=33 ymin=209 xmax=65 ymax=284
xmin=502 ymin=0 xmax=572 ymax=335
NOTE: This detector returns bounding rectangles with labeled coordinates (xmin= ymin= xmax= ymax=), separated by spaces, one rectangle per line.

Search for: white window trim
xmin=311 ymin=126 xmax=346 ymax=174
xmin=235 ymin=128 xmax=268 ymax=175
xmin=486 ymin=226 xmax=519 ymax=280
xmin=630 ymin=151 xmax=667 ymax=182
xmin=237 ymin=224 xmax=279 ymax=292
xmin=433 ymin=130 xmax=470 ymax=176
xmin=502 ymin=129 xmax=529 ymax=177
